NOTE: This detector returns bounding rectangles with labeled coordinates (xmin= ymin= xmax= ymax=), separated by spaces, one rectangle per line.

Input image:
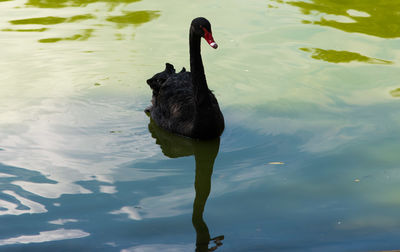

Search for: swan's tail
xmin=146 ymin=63 xmax=176 ymax=93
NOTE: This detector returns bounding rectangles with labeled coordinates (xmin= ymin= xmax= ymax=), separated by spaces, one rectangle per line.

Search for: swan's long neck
xmin=190 ymin=30 xmax=209 ymax=106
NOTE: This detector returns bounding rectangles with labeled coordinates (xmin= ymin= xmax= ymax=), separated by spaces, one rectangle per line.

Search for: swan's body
xmin=146 ymin=17 xmax=224 ymax=139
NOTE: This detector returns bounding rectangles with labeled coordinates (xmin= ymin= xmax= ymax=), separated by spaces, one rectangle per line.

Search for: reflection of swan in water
xmin=148 ymin=118 xmax=224 ymax=252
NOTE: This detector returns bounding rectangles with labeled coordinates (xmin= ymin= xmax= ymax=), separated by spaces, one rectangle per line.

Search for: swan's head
xmin=191 ymin=17 xmax=218 ymax=49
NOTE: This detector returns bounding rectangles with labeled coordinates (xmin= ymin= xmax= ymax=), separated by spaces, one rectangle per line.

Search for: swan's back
xmin=150 ymin=69 xmax=196 ymax=136
xmin=147 ymin=64 xmax=223 ymax=139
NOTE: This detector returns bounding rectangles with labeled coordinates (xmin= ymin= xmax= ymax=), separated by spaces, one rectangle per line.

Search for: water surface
xmin=1 ymin=0 xmax=400 ymax=251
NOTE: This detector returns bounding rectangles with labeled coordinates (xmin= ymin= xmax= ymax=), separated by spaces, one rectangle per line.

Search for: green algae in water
xmin=39 ymin=29 xmax=93 ymax=43
xmin=390 ymin=88 xmax=400 ymax=97
xmin=300 ymin=47 xmax=393 ymax=64
xmin=2 ymin=28 xmax=48 ymax=32
xmin=10 ymin=16 xmax=67 ymax=25
xmin=66 ymin=14 xmax=95 ymax=23
xmin=39 ymin=37 xmax=63 ymax=43
xmin=106 ymin=11 xmax=161 ymax=28
xmin=9 ymin=14 xmax=95 ymax=25
xmin=25 ymin=0 xmax=141 ymax=8
xmin=283 ymin=0 xmax=400 ymax=38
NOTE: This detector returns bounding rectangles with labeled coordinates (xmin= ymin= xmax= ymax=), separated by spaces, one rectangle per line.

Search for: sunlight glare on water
xmin=1 ymin=0 xmax=400 ymax=251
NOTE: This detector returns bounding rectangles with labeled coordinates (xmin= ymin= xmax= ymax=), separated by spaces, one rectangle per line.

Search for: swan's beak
xmin=209 ymin=41 xmax=218 ymax=49
xmin=202 ymin=28 xmax=218 ymax=49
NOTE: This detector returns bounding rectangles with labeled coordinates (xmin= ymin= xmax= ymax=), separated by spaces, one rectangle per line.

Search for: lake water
xmin=1 ymin=0 xmax=400 ymax=251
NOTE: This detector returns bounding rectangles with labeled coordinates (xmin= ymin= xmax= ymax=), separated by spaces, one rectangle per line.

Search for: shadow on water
xmin=148 ymin=118 xmax=224 ymax=252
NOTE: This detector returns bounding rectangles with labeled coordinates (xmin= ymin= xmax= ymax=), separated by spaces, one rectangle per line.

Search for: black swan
xmin=146 ymin=17 xmax=224 ymax=139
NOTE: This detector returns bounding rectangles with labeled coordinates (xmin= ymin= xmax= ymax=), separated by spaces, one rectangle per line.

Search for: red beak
xmin=202 ymin=27 xmax=218 ymax=49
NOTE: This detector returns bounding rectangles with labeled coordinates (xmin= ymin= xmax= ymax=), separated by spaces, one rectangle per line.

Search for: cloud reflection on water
xmin=48 ymin=219 xmax=79 ymax=225
xmin=0 ymin=228 xmax=90 ymax=246
xmin=0 ymin=190 xmax=46 ymax=215
xmin=0 ymin=97 xmax=161 ymax=202
xmin=110 ymin=206 xmax=142 ymax=220
xmin=121 ymin=243 xmax=194 ymax=252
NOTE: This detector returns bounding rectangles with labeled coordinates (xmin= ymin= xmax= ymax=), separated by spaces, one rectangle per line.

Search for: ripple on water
xmin=0 ymin=229 xmax=90 ymax=246
xmin=0 ymin=96 xmax=160 ymax=203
